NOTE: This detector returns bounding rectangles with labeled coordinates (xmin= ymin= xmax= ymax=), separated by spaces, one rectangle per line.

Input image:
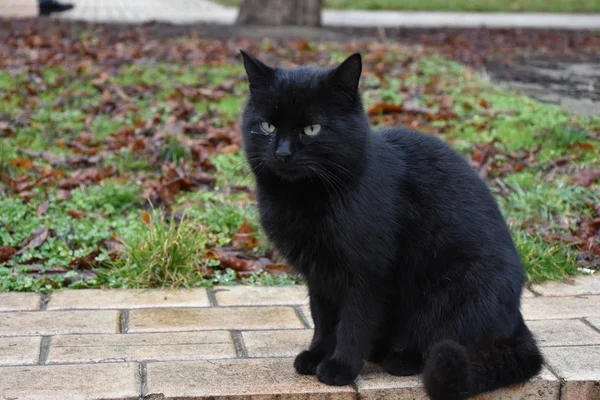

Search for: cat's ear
xmin=329 ymin=53 xmax=362 ymax=94
xmin=240 ymin=50 xmax=274 ymax=90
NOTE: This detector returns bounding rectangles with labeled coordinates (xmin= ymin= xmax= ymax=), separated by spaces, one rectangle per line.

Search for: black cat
xmin=239 ymin=50 xmax=542 ymax=400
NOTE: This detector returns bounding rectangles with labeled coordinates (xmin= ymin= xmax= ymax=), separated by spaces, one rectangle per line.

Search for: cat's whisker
xmin=307 ymin=165 xmax=339 ymax=199
xmin=311 ymin=165 xmax=347 ymax=201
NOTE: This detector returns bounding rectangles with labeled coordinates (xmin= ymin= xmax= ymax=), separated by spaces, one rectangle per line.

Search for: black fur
xmin=239 ymin=50 xmax=543 ymax=399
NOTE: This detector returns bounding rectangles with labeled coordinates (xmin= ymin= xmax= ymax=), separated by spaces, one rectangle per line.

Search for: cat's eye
xmin=304 ymin=124 xmax=321 ymax=136
xmin=260 ymin=122 xmax=276 ymax=133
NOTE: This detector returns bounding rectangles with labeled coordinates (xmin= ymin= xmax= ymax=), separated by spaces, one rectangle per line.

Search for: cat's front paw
xmin=294 ymin=350 xmax=325 ymax=375
xmin=316 ymin=357 xmax=362 ymax=386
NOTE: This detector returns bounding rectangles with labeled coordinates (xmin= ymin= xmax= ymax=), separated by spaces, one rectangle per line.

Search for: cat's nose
xmin=275 ymin=149 xmax=293 ymax=161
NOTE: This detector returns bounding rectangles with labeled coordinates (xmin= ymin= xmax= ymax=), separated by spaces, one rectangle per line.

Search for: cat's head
xmin=240 ymin=51 xmax=370 ymax=183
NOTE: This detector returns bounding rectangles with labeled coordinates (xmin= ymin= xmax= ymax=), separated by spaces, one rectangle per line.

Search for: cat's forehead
xmin=251 ymin=66 xmax=329 ymax=121
xmin=272 ymin=66 xmax=329 ymax=92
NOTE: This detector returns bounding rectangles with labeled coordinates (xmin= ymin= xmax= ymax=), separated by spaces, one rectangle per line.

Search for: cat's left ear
xmin=240 ymin=50 xmax=274 ymax=90
xmin=329 ymin=53 xmax=362 ymax=94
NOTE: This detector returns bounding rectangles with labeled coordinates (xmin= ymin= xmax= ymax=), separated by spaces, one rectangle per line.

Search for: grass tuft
xmin=115 ymin=214 xmax=208 ymax=288
xmin=513 ymin=230 xmax=577 ymax=282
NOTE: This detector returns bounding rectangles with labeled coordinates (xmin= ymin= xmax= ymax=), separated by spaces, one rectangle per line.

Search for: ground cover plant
xmin=0 ymin=20 xmax=599 ymax=293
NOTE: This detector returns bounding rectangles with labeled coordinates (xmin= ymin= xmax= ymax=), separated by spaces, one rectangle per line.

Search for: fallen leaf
xmin=264 ymin=263 xmax=292 ymax=275
xmin=9 ymin=157 xmax=34 ymax=169
xmin=568 ymin=142 xmax=595 ymax=151
xmin=571 ymin=169 xmax=600 ymax=187
xmin=368 ymin=103 xmax=404 ymax=115
xmin=36 ymin=199 xmax=50 ymax=217
xmin=100 ymin=238 xmax=126 ymax=258
xmin=0 ymin=246 xmax=16 ymax=262
xmin=56 ymin=189 xmax=71 ymax=201
xmin=69 ymin=249 xmax=100 ymax=269
xmin=22 ymin=150 xmax=66 ymax=166
xmin=59 ymin=167 xmax=112 ymax=189
xmin=231 ymin=220 xmax=259 ymax=249
xmin=15 ymin=175 xmax=52 ymax=193
xmin=141 ymin=211 xmax=151 ymax=224
xmin=16 ymin=228 xmax=52 ymax=255
xmin=478 ymin=98 xmax=490 ymax=108
xmin=158 ymin=179 xmax=182 ymax=205
xmin=67 ymin=210 xmax=87 ymax=219
xmin=209 ymin=248 xmax=262 ymax=272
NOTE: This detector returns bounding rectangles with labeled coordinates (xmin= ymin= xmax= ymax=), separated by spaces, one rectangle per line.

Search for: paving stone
xmin=129 ymin=307 xmax=303 ymax=332
xmin=300 ymin=304 xmax=314 ymax=328
xmin=522 ymin=296 xmax=600 ymax=320
xmin=543 ymin=346 xmax=600 ymax=381
xmin=561 ymin=98 xmax=600 ymax=117
xmin=0 ymin=336 xmax=41 ymax=366
xmin=356 ymin=364 xmax=426 ymax=400
xmin=587 ymin=317 xmax=600 ymax=331
xmin=47 ymin=288 xmax=209 ymax=310
xmin=477 ymin=368 xmax=559 ymax=400
xmin=528 ymin=319 xmax=600 ymax=346
xmin=146 ymin=357 xmax=355 ymax=399
xmin=0 ymin=292 xmax=40 ymax=311
xmin=530 ymin=275 xmax=600 ymax=297
xmin=214 ymin=285 xmax=308 ymax=306
xmin=522 ymin=288 xmax=536 ymax=298
xmin=561 ymin=381 xmax=600 ymax=400
xmin=0 ymin=0 xmax=37 ymax=17
xmin=243 ymin=329 xmax=312 ymax=358
xmin=0 ymin=310 xmax=118 ymax=336
xmin=47 ymin=331 xmax=235 ymax=364
xmin=0 ymin=362 xmax=140 ymax=400
xmin=357 ymin=364 xmax=559 ymax=400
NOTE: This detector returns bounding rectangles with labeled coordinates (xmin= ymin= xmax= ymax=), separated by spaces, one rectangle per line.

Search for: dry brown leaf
xmin=568 ymin=142 xmax=595 ymax=151
xmin=209 ymin=249 xmax=262 ymax=272
xmin=16 ymin=228 xmax=52 ymax=255
xmin=141 ymin=211 xmax=151 ymax=224
xmin=368 ymin=103 xmax=404 ymax=115
xmin=69 ymin=249 xmax=100 ymax=269
xmin=36 ymin=199 xmax=50 ymax=217
xmin=0 ymin=246 xmax=16 ymax=263
xmin=9 ymin=157 xmax=34 ymax=169
xmin=571 ymin=169 xmax=600 ymax=187
xmin=67 ymin=210 xmax=87 ymax=219
xmin=56 ymin=189 xmax=71 ymax=201
xmin=231 ymin=220 xmax=259 ymax=249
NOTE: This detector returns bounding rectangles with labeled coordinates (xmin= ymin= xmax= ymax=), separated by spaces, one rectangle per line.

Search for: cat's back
xmin=373 ymin=127 xmax=516 ymax=259
xmin=374 ymin=127 xmax=493 ymax=203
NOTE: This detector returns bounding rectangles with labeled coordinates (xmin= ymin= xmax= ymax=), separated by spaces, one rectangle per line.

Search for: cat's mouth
xmin=273 ymin=164 xmax=307 ymax=181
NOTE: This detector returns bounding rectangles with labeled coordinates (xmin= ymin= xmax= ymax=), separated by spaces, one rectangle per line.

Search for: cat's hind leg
xmin=381 ymin=348 xmax=424 ymax=376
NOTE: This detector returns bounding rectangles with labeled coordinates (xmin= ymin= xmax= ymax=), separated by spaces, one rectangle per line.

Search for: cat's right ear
xmin=240 ymin=50 xmax=274 ymax=90
xmin=328 ymin=53 xmax=362 ymax=96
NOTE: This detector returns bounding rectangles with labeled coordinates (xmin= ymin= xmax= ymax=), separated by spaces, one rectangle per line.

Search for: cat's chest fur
xmin=255 ymin=159 xmax=398 ymax=282
xmin=257 ymin=187 xmax=352 ymax=269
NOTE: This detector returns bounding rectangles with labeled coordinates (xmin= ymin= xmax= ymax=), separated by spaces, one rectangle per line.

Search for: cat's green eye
xmin=260 ymin=122 xmax=276 ymax=133
xmin=304 ymin=124 xmax=321 ymax=136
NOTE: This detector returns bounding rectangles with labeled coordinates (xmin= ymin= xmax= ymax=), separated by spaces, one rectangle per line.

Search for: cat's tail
xmin=422 ymin=318 xmax=543 ymax=400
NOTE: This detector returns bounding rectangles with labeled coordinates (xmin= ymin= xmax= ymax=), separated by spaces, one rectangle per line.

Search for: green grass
xmin=216 ymin=0 xmax=600 ymax=13
xmin=513 ymin=230 xmax=578 ymax=281
xmin=2 ymin=38 xmax=598 ymax=291
xmin=112 ymin=214 xmax=210 ymax=288
xmin=499 ymin=172 xmax=595 ymax=228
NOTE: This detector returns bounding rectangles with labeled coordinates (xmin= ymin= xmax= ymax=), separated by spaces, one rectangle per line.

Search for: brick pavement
xmin=1 ymin=278 xmax=600 ymax=399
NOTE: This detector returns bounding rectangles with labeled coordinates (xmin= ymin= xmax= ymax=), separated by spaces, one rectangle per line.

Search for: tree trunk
xmin=236 ymin=0 xmax=323 ymax=27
